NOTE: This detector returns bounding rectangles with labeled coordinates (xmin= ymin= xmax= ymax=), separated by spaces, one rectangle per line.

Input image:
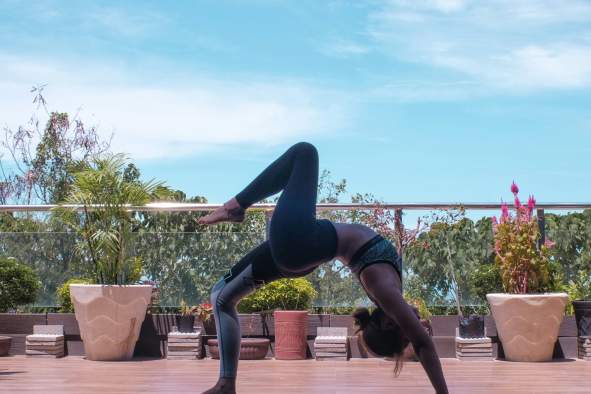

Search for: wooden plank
xmin=2 ymin=356 xmax=591 ymax=393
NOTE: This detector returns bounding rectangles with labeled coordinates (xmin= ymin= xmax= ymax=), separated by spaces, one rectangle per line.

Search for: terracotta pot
xmin=273 ymin=310 xmax=308 ymax=360
xmin=70 ymin=285 xmax=152 ymax=361
xmin=487 ymin=293 xmax=568 ymax=362
xmin=0 ymin=336 xmax=11 ymax=356
xmin=208 ymin=338 xmax=270 ymax=360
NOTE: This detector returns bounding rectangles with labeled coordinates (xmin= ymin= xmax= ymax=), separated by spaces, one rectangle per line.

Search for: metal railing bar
xmin=0 ymin=202 xmax=589 ymax=213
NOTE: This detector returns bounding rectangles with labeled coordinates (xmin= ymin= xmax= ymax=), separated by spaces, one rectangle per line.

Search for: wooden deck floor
xmin=0 ymin=356 xmax=589 ymax=393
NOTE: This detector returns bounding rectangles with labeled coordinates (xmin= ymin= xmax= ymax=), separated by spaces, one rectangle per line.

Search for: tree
xmin=405 ymin=213 xmax=495 ymax=308
xmin=0 ymin=86 xmax=110 ymax=205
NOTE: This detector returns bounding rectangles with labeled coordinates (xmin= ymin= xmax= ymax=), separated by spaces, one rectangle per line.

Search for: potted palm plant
xmin=487 ymin=182 xmax=568 ymax=362
xmin=54 ymin=154 xmax=170 ymax=361
xmin=238 ymin=277 xmax=317 ymax=360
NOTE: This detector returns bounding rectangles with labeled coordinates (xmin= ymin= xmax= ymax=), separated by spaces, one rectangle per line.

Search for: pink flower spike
xmin=544 ymin=239 xmax=556 ymax=249
xmin=491 ymin=216 xmax=498 ymax=225
xmin=501 ymin=202 xmax=509 ymax=219
xmin=527 ymin=195 xmax=536 ymax=211
xmin=514 ymin=196 xmax=521 ymax=209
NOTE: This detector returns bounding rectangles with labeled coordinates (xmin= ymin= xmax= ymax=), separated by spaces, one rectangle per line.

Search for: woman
xmin=199 ymin=142 xmax=448 ymax=394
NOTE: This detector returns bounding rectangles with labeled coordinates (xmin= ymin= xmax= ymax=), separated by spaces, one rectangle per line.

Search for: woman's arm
xmin=360 ymin=264 xmax=449 ymax=394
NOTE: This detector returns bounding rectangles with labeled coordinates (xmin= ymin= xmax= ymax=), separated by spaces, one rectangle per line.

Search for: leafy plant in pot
xmin=487 ymin=182 xmax=568 ymax=362
xmin=238 ymin=278 xmax=317 ymax=360
xmin=565 ymin=269 xmax=591 ymax=337
xmin=53 ymin=154 xmax=170 ymax=361
xmin=176 ymin=300 xmax=196 ymax=333
xmin=407 ymin=208 xmax=485 ymax=338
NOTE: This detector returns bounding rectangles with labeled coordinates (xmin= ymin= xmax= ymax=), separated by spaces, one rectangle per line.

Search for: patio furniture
xmin=167 ymin=330 xmax=202 ymax=360
xmin=314 ymin=327 xmax=348 ymax=361
xmin=26 ymin=325 xmax=64 ymax=358
xmin=455 ymin=328 xmax=492 ymax=361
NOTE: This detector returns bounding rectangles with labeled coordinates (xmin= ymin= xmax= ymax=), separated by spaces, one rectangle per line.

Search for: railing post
xmin=537 ymin=208 xmax=545 ymax=248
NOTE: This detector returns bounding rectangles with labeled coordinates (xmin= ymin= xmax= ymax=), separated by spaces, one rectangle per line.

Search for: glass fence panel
xmin=0 ymin=208 xmax=589 ymax=312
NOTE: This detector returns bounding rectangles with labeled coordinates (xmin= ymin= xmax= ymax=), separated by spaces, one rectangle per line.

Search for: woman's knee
xmin=291 ymin=141 xmax=318 ymax=159
xmin=211 ymin=278 xmax=226 ymax=308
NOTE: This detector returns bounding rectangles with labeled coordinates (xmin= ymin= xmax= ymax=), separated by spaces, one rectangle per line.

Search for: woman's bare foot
xmin=198 ymin=198 xmax=245 ymax=225
xmin=201 ymin=377 xmax=236 ymax=394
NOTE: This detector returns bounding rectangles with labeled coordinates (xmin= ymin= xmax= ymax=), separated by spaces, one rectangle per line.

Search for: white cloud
xmin=0 ymin=56 xmax=346 ymax=160
xmin=321 ymin=39 xmax=370 ymax=57
xmin=369 ymin=0 xmax=591 ymax=92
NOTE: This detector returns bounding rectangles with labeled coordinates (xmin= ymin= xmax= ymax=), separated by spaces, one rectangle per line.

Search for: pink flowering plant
xmin=492 ymin=182 xmax=553 ymax=294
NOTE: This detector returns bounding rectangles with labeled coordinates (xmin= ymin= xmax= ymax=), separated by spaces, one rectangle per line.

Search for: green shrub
xmin=56 ymin=278 xmax=92 ymax=312
xmin=238 ymin=278 xmax=317 ymax=313
xmin=471 ymin=263 xmax=503 ymax=302
xmin=0 ymin=257 xmax=40 ymax=312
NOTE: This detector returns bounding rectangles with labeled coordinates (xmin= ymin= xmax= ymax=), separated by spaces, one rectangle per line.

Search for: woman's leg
xmin=234 ymin=142 xmax=319 ymax=217
xmin=199 ymin=142 xmax=320 ymax=226
xmin=203 ymin=241 xmax=282 ymax=394
xmin=235 ymin=141 xmax=325 ymax=266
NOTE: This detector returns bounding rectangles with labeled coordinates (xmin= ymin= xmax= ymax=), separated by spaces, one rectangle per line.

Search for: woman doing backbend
xmin=198 ymin=142 xmax=448 ymax=394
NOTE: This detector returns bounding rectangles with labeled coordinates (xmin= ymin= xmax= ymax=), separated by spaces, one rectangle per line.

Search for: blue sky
xmin=1 ymin=0 xmax=590 ymax=208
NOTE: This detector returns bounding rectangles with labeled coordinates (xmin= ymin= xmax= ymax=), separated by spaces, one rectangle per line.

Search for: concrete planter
xmin=70 ymin=285 xmax=152 ymax=361
xmin=487 ymin=293 xmax=568 ymax=361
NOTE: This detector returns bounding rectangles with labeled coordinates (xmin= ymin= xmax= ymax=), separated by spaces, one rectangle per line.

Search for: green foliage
xmin=238 ymin=278 xmax=317 ymax=313
xmin=179 ymin=299 xmax=194 ymax=316
xmin=0 ymin=257 xmax=41 ymax=312
xmin=546 ymin=210 xmax=591 ymax=301
xmin=56 ymin=278 xmax=91 ymax=312
xmin=405 ymin=296 xmax=432 ymax=321
xmin=53 ymin=154 xmax=171 ymax=285
xmin=471 ymin=263 xmax=503 ymax=301
xmin=564 ymin=269 xmax=591 ymax=310
xmin=405 ymin=213 xmax=495 ymax=312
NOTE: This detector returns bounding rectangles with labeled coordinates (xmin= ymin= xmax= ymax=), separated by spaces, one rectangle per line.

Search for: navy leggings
xmin=210 ymin=142 xmax=338 ymax=378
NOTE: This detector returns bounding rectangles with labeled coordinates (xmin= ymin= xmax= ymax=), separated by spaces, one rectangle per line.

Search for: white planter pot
xmin=487 ymin=293 xmax=568 ymax=362
xmin=70 ymin=285 xmax=152 ymax=361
